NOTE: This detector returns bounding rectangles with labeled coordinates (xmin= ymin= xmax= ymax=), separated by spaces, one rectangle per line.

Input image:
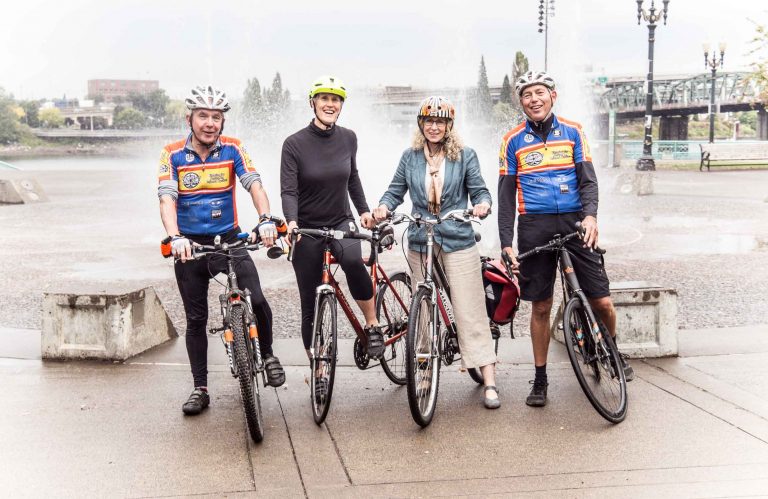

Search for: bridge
xmin=597 ymin=71 xmax=768 ymax=140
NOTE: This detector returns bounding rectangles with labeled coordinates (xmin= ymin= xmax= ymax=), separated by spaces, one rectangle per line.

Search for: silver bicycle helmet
xmin=515 ymin=71 xmax=556 ymax=97
xmin=185 ymin=85 xmax=231 ymax=112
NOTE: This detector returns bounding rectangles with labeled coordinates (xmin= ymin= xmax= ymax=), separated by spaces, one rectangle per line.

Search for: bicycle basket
xmin=482 ymin=259 xmax=520 ymax=325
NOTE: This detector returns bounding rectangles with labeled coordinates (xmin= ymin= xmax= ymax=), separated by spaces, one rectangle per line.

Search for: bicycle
xmin=161 ymin=223 xmax=286 ymax=442
xmin=389 ymin=209 xmax=486 ymax=427
xmin=286 ymin=222 xmax=411 ymax=425
xmin=511 ymin=223 xmax=628 ymax=423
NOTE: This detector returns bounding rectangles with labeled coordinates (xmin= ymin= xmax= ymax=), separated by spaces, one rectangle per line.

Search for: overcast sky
xmin=2 ymin=0 xmax=767 ymax=101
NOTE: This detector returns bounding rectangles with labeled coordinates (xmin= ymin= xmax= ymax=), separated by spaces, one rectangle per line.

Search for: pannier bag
xmin=482 ymin=258 xmax=520 ymax=325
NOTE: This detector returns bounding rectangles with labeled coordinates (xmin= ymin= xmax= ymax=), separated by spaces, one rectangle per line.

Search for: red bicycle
xmin=287 ymin=222 xmax=411 ymax=424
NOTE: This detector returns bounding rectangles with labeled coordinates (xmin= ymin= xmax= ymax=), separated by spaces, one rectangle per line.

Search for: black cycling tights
xmin=291 ymin=221 xmax=374 ymax=349
xmin=175 ymin=235 xmax=272 ymax=388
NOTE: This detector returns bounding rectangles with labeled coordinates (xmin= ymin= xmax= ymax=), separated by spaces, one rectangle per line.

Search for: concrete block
xmin=551 ymin=281 xmax=678 ymax=358
xmin=614 ymin=170 xmax=654 ymax=196
xmin=0 ymin=176 xmax=47 ymax=204
xmin=42 ymin=287 xmax=177 ymax=361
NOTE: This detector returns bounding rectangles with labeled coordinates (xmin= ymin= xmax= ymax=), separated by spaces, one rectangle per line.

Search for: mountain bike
xmin=389 ymin=209 xmax=486 ymax=427
xmin=287 ymin=222 xmax=411 ymax=425
xmin=161 ymin=223 xmax=286 ymax=442
xmin=512 ymin=223 xmax=628 ymax=423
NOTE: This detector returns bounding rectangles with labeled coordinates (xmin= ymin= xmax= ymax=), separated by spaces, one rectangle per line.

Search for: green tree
xmin=261 ymin=72 xmax=292 ymax=130
xmin=477 ymin=56 xmax=492 ymax=116
xmin=0 ymin=88 xmax=21 ymax=144
xmin=128 ymin=89 xmax=170 ymax=125
xmin=113 ymin=107 xmax=146 ymax=129
xmin=500 ymin=75 xmax=513 ymax=104
xmin=39 ymin=107 xmax=64 ymax=128
xmin=241 ymin=77 xmax=263 ymax=128
xmin=165 ymin=100 xmax=187 ymax=129
xmin=748 ymin=22 xmax=768 ymax=102
xmin=19 ymin=100 xmax=40 ymax=127
xmin=512 ymin=50 xmax=530 ymax=83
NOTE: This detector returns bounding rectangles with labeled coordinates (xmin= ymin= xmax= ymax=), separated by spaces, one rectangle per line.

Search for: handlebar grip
xmin=286 ymin=230 xmax=297 ymax=262
xmin=160 ymin=236 xmax=173 ymax=258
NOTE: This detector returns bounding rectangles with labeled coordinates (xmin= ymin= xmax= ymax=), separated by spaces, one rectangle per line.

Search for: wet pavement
xmin=1 ymin=163 xmax=768 ymax=496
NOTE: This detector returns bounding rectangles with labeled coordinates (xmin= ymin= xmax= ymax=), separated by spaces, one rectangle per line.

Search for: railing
xmin=31 ymin=128 xmax=185 ymax=139
xmin=592 ymin=140 xmax=768 ymax=161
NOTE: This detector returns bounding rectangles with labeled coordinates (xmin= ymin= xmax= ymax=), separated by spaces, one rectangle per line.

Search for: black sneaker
xmin=182 ymin=388 xmax=210 ymax=415
xmin=525 ymin=379 xmax=548 ymax=407
xmin=263 ymin=354 xmax=286 ymax=387
xmin=365 ymin=325 xmax=385 ymax=359
xmin=620 ymin=354 xmax=635 ymax=382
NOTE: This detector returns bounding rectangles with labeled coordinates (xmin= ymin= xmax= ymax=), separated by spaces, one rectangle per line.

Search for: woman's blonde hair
xmin=412 ymin=126 xmax=464 ymax=162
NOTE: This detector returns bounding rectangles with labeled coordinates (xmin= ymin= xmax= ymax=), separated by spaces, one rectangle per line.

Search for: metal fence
xmin=592 ymin=140 xmax=768 ymax=162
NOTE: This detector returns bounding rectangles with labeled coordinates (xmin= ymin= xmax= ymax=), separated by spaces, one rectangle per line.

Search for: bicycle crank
xmin=353 ymin=336 xmax=370 ymax=370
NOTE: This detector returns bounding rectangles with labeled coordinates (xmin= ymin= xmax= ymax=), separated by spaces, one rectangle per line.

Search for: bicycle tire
xmin=377 ymin=272 xmax=411 ymax=385
xmin=310 ymin=293 xmax=337 ymax=425
xmin=467 ymin=333 xmax=499 ymax=385
xmin=406 ymin=286 xmax=441 ymax=427
xmin=563 ymin=296 xmax=628 ymax=424
xmin=231 ymin=304 xmax=264 ymax=442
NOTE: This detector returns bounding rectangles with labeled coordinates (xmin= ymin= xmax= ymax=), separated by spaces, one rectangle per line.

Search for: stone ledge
xmin=551 ymin=281 xmax=678 ymax=358
xmin=42 ymin=286 xmax=177 ymax=361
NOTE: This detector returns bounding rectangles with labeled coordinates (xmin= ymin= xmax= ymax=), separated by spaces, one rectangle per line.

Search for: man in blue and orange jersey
xmin=497 ymin=71 xmax=633 ymax=408
xmin=158 ymin=85 xmax=285 ymax=415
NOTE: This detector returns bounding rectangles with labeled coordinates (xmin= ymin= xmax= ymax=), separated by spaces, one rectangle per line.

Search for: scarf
xmin=424 ymin=144 xmax=445 ymax=216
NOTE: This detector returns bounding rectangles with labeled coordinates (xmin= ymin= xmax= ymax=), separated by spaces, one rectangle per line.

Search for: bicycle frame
xmin=314 ymin=243 xmax=410 ymax=348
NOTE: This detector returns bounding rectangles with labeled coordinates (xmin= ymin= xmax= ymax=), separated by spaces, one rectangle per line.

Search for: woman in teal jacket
xmin=373 ymin=96 xmax=500 ymax=409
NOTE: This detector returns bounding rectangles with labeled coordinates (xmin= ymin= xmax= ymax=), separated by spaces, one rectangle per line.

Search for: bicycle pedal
xmin=209 ymin=327 xmax=225 ymax=335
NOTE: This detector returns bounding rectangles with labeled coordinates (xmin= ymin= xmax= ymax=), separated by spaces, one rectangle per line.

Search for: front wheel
xmin=563 ymin=297 xmax=628 ymax=424
xmin=406 ymin=286 xmax=441 ymax=427
xmin=310 ymin=293 xmax=338 ymax=425
xmin=377 ymin=272 xmax=412 ymax=385
xmin=231 ymin=305 xmax=264 ymax=443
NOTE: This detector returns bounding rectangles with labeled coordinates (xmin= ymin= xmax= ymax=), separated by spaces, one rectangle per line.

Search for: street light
xmin=635 ymin=0 xmax=670 ymax=172
xmin=538 ymin=0 xmax=555 ymax=71
xmin=703 ymin=42 xmax=726 ymax=144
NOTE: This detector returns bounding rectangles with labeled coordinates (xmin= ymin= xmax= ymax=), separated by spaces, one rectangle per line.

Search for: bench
xmin=699 ymin=142 xmax=768 ymax=171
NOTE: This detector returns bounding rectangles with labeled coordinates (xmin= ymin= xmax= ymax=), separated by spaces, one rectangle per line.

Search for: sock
xmin=534 ymin=365 xmax=547 ymax=385
xmin=196 ymin=386 xmax=208 ymax=392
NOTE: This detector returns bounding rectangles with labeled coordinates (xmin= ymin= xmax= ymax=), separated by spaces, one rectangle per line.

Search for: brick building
xmin=87 ymin=79 xmax=160 ymax=102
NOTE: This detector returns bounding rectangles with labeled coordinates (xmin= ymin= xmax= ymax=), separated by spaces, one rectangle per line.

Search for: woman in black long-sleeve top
xmin=280 ymin=75 xmax=384 ymax=361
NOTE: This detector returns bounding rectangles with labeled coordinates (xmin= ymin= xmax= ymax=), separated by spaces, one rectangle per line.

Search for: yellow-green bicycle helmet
xmin=309 ymin=75 xmax=347 ymax=101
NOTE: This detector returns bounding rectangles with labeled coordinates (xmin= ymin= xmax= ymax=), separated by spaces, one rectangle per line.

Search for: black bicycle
xmin=163 ymin=225 xmax=286 ymax=442
xmin=512 ymin=223 xmax=628 ymax=423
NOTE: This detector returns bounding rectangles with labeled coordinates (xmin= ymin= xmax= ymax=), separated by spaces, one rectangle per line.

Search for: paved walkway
xmin=2 ymin=325 xmax=768 ymax=497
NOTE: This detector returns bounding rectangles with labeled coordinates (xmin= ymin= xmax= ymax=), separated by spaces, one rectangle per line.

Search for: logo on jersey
xmin=553 ymin=129 xmax=562 ymax=137
xmin=524 ymin=152 xmax=544 ymax=167
xmin=185 ymin=153 xmax=195 ymax=163
xmin=212 ymin=150 xmax=220 ymax=159
xmin=211 ymin=209 xmax=222 ymax=219
xmin=182 ymin=172 xmax=201 ymax=189
xmin=158 ymin=164 xmax=169 ymax=174
xmin=523 ymin=134 xmax=534 ymax=143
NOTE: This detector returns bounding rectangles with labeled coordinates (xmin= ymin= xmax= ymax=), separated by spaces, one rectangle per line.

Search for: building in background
xmin=87 ymin=79 xmax=159 ymax=103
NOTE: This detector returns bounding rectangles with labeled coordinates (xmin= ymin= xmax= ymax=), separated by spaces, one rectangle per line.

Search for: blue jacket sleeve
xmin=463 ymin=147 xmax=492 ymax=207
xmin=378 ymin=149 xmax=410 ymax=211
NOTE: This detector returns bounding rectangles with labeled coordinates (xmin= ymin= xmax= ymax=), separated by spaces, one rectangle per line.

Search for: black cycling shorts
xmin=517 ymin=212 xmax=610 ymax=302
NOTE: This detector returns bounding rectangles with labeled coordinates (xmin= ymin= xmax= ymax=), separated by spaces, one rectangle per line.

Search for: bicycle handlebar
xmin=286 ymin=226 xmax=379 ymax=266
xmin=516 ymin=228 xmax=606 ymax=262
xmin=388 ymin=208 xmax=489 ymax=227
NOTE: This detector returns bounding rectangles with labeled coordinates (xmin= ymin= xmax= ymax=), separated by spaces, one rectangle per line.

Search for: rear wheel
xmin=231 ymin=305 xmax=264 ymax=443
xmin=310 ymin=293 xmax=337 ymax=425
xmin=406 ymin=287 xmax=441 ymax=427
xmin=563 ymin=297 xmax=628 ymax=424
xmin=378 ymin=272 xmax=411 ymax=385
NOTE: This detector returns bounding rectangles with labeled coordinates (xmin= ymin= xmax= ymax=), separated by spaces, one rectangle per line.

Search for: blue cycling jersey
xmin=498 ymin=115 xmax=592 ymax=215
xmin=157 ymin=134 xmax=261 ymax=236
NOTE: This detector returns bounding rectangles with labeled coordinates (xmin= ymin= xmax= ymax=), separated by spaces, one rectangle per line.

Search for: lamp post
xmin=635 ymin=0 xmax=670 ymax=172
xmin=538 ymin=0 xmax=555 ymax=71
xmin=703 ymin=42 xmax=725 ymax=144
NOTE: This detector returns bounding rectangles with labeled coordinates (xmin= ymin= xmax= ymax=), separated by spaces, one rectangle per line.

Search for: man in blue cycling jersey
xmin=158 ymin=85 xmax=285 ymax=415
xmin=498 ymin=71 xmax=633 ymax=408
